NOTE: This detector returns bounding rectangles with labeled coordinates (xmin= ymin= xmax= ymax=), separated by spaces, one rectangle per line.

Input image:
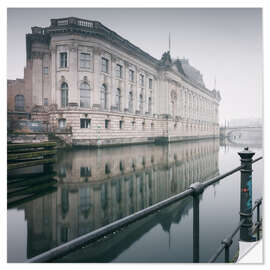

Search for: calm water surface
xmin=7 ymin=137 xmax=263 ymax=262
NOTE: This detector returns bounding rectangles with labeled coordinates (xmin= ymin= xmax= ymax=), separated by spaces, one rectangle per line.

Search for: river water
xmin=7 ymin=137 xmax=263 ymax=263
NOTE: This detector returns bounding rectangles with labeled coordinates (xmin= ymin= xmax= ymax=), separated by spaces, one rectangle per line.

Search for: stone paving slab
xmin=237 ymin=240 xmax=263 ymax=263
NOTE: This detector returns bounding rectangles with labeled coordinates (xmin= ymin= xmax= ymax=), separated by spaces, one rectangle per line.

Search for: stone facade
xmin=7 ymin=17 xmax=221 ymax=146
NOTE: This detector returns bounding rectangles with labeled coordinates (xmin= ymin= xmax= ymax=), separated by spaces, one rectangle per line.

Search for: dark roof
xmin=178 ymin=59 xmax=205 ymax=87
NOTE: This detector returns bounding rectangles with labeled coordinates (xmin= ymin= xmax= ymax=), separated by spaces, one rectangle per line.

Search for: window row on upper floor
xmin=60 ymin=81 xmax=153 ymax=115
xmin=57 ymin=50 xmax=153 ymax=88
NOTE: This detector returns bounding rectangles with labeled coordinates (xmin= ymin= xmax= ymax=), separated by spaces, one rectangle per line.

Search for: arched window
xmin=171 ymin=100 xmax=175 ymax=118
xmin=139 ymin=93 xmax=143 ymax=114
xmin=128 ymin=91 xmax=133 ymax=113
xmin=100 ymin=84 xmax=107 ymax=110
xmin=61 ymin=82 xmax=69 ymax=108
xmin=148 ymin=97 xmax=152 ymax=114
xmin=80 ymin=82 xmax=90 ymax=108
xmin=116 ymin=88 xmax=121 ymax=111
xmin=15 ymin=95 xmax=25 ymax=111
xmin=171 ymin=90 xmax=177 ymax=118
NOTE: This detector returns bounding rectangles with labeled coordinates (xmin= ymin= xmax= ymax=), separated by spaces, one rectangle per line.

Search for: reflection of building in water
xmin=23 ymin=139 xmax=219 ymax=258
xmin=23 ymin=192 xmax=57 ymax=258
xmin=56 ymin=197 xmax=193 ymax=262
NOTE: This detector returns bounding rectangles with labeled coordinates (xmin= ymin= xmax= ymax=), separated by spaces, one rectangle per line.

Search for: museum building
xmin=7 ymin=17 xmax=221 ymax=146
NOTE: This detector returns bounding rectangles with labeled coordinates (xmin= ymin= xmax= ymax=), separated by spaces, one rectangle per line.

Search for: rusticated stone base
xmin=72 ymin=137 xmax=155 ymax=147
xmin=8 ymin=133 xmax=48 ymax=144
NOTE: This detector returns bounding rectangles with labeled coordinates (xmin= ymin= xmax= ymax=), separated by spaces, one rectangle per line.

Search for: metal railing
xmin=209 ymin=198 xmax=262 ymax=262
xmin=27 ymin=147 xmax=263 ymax=263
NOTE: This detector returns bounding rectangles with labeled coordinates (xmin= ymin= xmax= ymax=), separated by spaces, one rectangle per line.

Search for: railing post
xmin=222 ymin=237 xmax=233 ymax=263
xmin=190 ymin=182 xmax=204 ymax=263
xmin=255 ymin=199 xmax=262 ymax=240
xmin=238 ymin=147 xmax=255 ymax=242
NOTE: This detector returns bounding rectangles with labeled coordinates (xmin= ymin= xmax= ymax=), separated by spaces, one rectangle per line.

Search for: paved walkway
xmin=237 ymin=240 xmax=263 ymax=263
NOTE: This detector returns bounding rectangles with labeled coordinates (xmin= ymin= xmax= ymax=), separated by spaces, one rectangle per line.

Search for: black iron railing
xmin=27 ymin=147 xmax=263 ymax=263
xmin=209 ymin=198 xmax=262 ymax=262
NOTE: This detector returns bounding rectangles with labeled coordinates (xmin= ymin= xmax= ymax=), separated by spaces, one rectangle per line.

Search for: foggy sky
xmin=7 ymin=8 xmax=263 ymax=123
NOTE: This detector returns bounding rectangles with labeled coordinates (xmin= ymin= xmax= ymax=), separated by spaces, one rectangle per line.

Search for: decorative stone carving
xmin=49 ymin=104 xmax=58 ymax=111
xmin=111 ymin=55 xmax=117 ymax=63
xmin=93 ymin=47 xmax=102 ymax=55
xmin=31 ymin=105 xmax=46 ymax=112
xmin=60 ymin=76 xmax=66 ymax=85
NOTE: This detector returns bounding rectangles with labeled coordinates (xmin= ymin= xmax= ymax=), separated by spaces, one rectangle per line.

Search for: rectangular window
xmin=119 ymin=120 xmax=123 ymax=129
xmin=132 ymin=121 xmax=135 ymax=129
xmin=44 ymin=98 xmax=48 ymax=106
xmin=80 ymin=167 xmax=91 ymax=177
xmin=139 ymin=74 xmax=144 ymax=86
xmin=142 ymin=121 xmax=145 ymax=130
xmin=60 ymin=52 xmax=67 ymax=68
xmin=105 ymin=119 xmax=110 ymax=129
xmin=149 ymin=78 xmax=153 ymax=89
xmin=80 ymin=118 xmax=91 ymax=128
xmin=116 ymin=64 xmax=123 ymax=78
xmin=129 ymin=70 xmax=134 ymax=82
xmin=58 ymin=119 xmax=66 ymax=128
xmin=80 ymin=53 xmax=91 ymax=69
xmin=43 ymin=67 xmax=49 ymax=75
xmin=57 ymin=19 xmax=68 ymax=26
xmin=101 ymin=57 xmax=109 ymax=73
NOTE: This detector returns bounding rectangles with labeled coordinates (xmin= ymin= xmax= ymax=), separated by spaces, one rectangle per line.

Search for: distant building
xmin=7 ymin=17 xmax=221 ymax=146
xmin=228 ymin=118 xmax=262 ymax=128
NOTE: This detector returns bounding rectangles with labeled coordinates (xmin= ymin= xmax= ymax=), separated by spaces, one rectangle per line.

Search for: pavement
xmin=237 ymin=240 xmax=263 ymax=263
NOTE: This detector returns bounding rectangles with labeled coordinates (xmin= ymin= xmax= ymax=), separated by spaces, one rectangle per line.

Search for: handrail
xmin=209 ymin=219 xmax=246 ymax=263
xmin=27 ymin=155 xmax=263 ymax=263
xmin=202 ymin=156 xmax=262 ymax=189
xmin=209 ymin=198 xmax=263 ymax=262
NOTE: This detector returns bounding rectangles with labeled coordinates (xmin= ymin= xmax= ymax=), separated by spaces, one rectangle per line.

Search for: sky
xmin=7 ymin=8 xmax=263 ymax=123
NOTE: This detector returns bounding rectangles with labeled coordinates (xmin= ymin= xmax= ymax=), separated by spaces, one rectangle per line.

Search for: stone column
xmin=68 ymin=43 xmax=79 ymax=106
xmin=185 ymin=89 xmax=187 ymax=119
xmin=50 ymin=45 xmax=57 ymax=105
xmin=92 ymin=47 xmax=102 ymax=109
xmin=123 ymin=61 xmax=129 ymax=112
xmin=135 ymin=68 xmax=140 ymax=114
xmin=32 ymin=52 xmax=44 ymax=106
xmin=153 ymin=76 xmax=157 ymax=115
xmin=110 ymin=56 xmax=117 ymax=110
xmin=187 ymin=90 xmax=190 ymax=119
